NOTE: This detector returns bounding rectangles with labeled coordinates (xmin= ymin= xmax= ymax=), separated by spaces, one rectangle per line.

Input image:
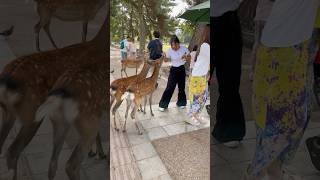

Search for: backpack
xmin=120 ymin=41 xmax=125 ymax=49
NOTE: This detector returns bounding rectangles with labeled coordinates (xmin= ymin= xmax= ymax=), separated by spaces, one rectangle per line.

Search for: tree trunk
xmin=137 ymin=0 xmax=146 ymax=53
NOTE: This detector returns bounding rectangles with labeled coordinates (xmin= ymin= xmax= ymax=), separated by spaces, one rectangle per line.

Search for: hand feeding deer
xmin=0 ymin=9 xmax=107 ymax=180
xmin=34 ymin=0 xmax=106 ymax=51
xmin=121 ymin=57 xmax=163 ymax=134
xmin=35 ymin=14 xmax=109 ymax=180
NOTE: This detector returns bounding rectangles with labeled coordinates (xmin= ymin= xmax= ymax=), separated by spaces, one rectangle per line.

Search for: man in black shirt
xmin=147 ymin=31 xmax=163 ymax=60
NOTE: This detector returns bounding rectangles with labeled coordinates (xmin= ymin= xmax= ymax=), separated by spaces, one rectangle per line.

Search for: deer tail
xmin=36 ymin=89 xmax=79 ymax=123
xmin=0 ymin=74 xmax=21 ymax=107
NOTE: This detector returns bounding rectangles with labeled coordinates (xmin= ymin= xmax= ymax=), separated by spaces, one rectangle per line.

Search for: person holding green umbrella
xmin=211 ymin=0 xmax=246 ymax=148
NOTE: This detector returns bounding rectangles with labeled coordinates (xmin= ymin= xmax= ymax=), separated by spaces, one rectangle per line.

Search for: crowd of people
xmin=212 ymin=0 xmax=320 ymax=179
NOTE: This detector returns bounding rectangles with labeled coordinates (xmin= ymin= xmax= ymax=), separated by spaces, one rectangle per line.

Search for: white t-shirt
xmin=166 ymin=45 xmax=190 ymax=67
xmin=254 ymin=0 xmax=274 ymax=21
xmin=261 ymin=0 xmax=319 ymax=47
xmin=192 ymin=43 xmax=210 ymax=77
xmin=212 ymin=0 xmax=241 ymax=17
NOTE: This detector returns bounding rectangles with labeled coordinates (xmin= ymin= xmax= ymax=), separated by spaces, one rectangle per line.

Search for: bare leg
xmin=82 ymin=21 xmax=88 ymax=42
xmin=6 ymin=120 xmax=43 ymax=180
xmin=0 ymin=108 xmax=15 ymax=155
xmin=43 ymin=22 xmax=58 ymax=49
xmin=48 ymin=120 xmax=70 ymax=180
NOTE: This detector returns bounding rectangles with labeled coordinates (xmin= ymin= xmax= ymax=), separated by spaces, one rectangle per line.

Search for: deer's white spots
xmin=87 ymin=91 xmax=92 ymax=98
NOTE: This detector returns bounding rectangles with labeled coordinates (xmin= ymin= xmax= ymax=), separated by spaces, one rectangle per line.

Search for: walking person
xmin=186 ymin=27 xmax=210 ymax=126
xmin=158 ymin=35 xmax=190 ymax=111
xmin=211 ymin=0 xmax=246 ymax=148
xmin=119 ymin=37 xmax=128 ymax=60
xmin=249 ymin=0 xmax=274 ymax=81
xmin=245 ymin=0 xmax=319 ymax=179
xmin=147 ymin=31 xmax=163 ymax=61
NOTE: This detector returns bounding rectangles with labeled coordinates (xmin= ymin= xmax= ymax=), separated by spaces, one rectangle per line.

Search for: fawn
xmin=121 ymin=57 xmax=163 ymax=134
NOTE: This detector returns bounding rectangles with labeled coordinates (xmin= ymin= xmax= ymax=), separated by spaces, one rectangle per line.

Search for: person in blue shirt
xmin=147 ymin=31 xmax=163 ymax=60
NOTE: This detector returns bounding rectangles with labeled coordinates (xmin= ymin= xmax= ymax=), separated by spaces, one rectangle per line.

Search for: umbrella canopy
xmin=178 ymin=0 xmax=210 ymax=23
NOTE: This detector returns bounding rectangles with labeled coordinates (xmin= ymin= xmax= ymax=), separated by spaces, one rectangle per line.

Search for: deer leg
xmin=0 ymin=108 xmax=15 ymax=156
xmin=124 ymin=68 xmax=128 ymax=77
xmin=131 ymin=103 xmax=142 ymax=135
xmin=122 ymin=98 xmax=132 ymax=132
xmin=82 ymin=21 xmax=88 ymax=42
xmin=6 ymin=120 xmax=43 ymax=180
xmin=34 ymin=21 xmax=42 ymax=52
xmin=149 ymin=93 xmax=154 ymax=116
xmin=43 ymin=22 xmax=58 ymax=49
xmin=48 ymin=120 xmax=70 ymax=180
xmin=66 ymin=133 xmax=96 ymax=180
xmin=143 ymin=96 xmax=147 ymax=114
xmin=110 ymin=94 xmax=115 ymax=108
xmin=112 ymin=99 xmax=123 ymax=131
xmin=96 ymin=133 xmax=107 ymax=159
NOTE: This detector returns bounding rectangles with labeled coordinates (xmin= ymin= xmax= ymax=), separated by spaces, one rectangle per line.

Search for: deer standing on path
xmin=0 ymin=13 xmax=107 ymax=180
xmin=120 ymin=56 xmax=145 ymax=78
xmin=35 ymin=14 xmax=109 ymax=180
xmin=34 ymin=0 xmax=106 ymax=51
xmin=122 ymin=57 xmax=163 ymax=134
xmin=110 ymin=60 xmax=160 ymax=130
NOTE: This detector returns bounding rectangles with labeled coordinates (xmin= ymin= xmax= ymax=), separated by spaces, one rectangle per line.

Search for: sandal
xmin=306 ymin=136 xmax=320 ymax=171
xmin=185 ymin=117 xmax=200 ymax=126
xmin=196 ymin=115 xmax=209 ymax=125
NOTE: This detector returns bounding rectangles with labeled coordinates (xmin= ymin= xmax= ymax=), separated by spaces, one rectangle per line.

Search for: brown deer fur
xmin=122 ymin=57 xmax=163 ymax=134
xmin=34 ymin=0 xmax=106 ymax=51
xmin=0 ymin=11 xmax=107 ymax=180
xmin=120 ymin=56 xmax=144 ymax=77
xmin=35 ymin=14 xmax=109 ymax=180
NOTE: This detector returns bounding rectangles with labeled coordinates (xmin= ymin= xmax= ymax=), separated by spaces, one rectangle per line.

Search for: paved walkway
xmin=109 ymin=73 xmax=210 ymax=180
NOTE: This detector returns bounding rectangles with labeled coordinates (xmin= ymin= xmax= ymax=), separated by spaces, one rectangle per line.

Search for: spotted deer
xmin=120 ymin=56 xmax=145 ymax=77
xmin=35 ymin=14 xmax=109 ymax=180
xmin=34 ymin=0 xmax=106 ymax=51
xmin=110 ymin=59 xmax=160 ymax=130
xmin=121 ymin=57 xmax=163 ymax=134
xmin=0 ymin=11 xmax=107 ymax=180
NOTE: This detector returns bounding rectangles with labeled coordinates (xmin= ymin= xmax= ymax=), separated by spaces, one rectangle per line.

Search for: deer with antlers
xmin=121 ymin=57 xmax=163 ymax=134
xmin=0 ymin=13 xmax=108 ymax=180
xmin=35 ymin=13 xmax=109 ymax=180
xmin=34 ymin=0 xmax=106 ymax=51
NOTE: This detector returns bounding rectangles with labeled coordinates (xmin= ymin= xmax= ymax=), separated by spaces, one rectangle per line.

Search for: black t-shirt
xmin=147 ymin=39 xmax=163 ymax=60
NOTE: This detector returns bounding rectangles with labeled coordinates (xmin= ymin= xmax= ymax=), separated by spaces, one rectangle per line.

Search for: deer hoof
xmin=88 ymin=150 xmax=97 ymax=158
xmin=122 ymin=129 xmax=127 ymax=133
xmin=151 ymin=113 xmax=154 ymax=117
xmin=138 ymin=131 xmax=143 ymax=135
xmin=114 ymin=127 xmax=119 ymax=131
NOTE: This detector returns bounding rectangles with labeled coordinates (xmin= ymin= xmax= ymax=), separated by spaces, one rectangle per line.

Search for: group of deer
xmin=0 ymin=1 xmax=109 ymax=180
xmin=110 ymin=55 xmax=163 ymax=135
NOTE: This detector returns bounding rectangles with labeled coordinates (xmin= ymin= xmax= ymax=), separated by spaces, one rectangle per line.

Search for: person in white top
xmin=246 ymin=1 xmax=320 ymax=180
xmin=212 ymin=0 xmax=246 ymax=148
xmin=185 ymin=27 xmax=210 ymax=126
xmin=249 ymin=0 xmax=274 ymax=81
xmin=126 ymin=37 xmax=137 ymax=58
xmin=158 ymin=35 xmax=190 ymax=111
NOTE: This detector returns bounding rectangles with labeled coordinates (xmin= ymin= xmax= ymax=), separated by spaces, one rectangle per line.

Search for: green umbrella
xmin=178 ymin=0 xmax=210 ymax=23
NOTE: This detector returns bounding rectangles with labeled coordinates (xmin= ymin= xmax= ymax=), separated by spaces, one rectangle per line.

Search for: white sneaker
xmin=178 ymin=105 xmax=186 ymax=109
xmin=223 ymin=141 xmax=240 ymax=148
xmin=197 ymin=116 xmax=209 ymax=125
xmin=158 ymin=107 xmax=165 ymax=112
